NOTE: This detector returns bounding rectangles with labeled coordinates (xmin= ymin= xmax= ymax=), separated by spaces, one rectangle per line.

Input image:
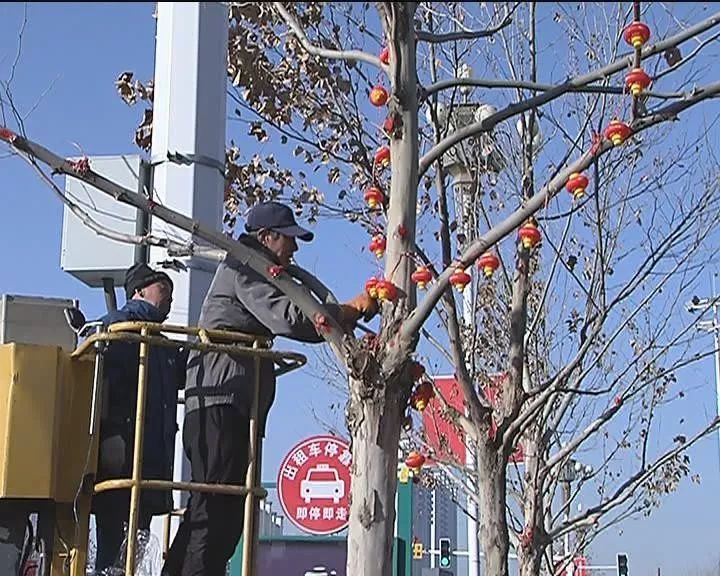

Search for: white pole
xmin=148 ymin=0 xmax=228 ymax=551
xmin=712 ymin=274 xmax=720 ymax=455
xmin=457 ymin=180 xmax=480 ymax=576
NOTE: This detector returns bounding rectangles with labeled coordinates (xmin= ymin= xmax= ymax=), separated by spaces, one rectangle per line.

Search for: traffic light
xmin=439 ymin=538 xmax=452 ymax=568
xmin=616 ymin=553 xmax=628 ymax=576
xmin=412 ymin=542 xmax=424 ymax=560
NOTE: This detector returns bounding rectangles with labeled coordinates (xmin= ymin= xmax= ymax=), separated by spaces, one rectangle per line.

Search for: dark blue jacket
xmin=94 ymin=299 xmax=186 ymax=515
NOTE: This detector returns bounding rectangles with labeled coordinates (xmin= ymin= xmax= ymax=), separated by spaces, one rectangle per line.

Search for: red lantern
xmin=369 ymin=234 xmax=386 ymax=258
xmin=376 ymin=279 xmax=397 ymax=302
xmin=449 ymin=268 xmax=471 ymax=292
xmin=379 ymin=46 xmax=390 ymax=65
xmin=410 ymin=361 xmax=426 ymax=381
xmin=625 ymin=67 xmax=652 ymax=96
xmin=364 ymin=186 xmax=385 ymax=209
xmin=623 ymin=21 xmax=651 ymax=49
xmin=365 ymin=277 xmax=379 ymax=299
xmin=370 ymin=85 xmax=389 ymax=107
xmin=477 ymin=252 xmax=500 ymax=278
xmin=411 ymin=266 xmax=432 ymax=289
xmin=518 ymin=220 xmax=541 ymax=250
xmin=411 ymin=381 xmax=434 ymax=411
xmin=566 ymin=172 xmax=589 ymax=200
xmin=375 ymin=146 xmax=391 ymax=168
xmin=603 ymin=119 xmax=633 ymax=146
xmin=383 ymin=115 xmax=396 ymax=137
xmin=405 ymin=451 xmax=426 ymax=473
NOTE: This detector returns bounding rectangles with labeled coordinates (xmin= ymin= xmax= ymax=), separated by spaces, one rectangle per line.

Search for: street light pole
xmin=685 ymin=272 xmax=720 ymax=457
xmin=711 ymin=274 xmax=720 ymax=451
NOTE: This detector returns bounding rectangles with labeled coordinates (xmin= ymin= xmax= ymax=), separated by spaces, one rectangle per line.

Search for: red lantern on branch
xmin=365 ymin=277 xmax=379 ymax=299
xmin=518 ymin=220 xmax=541 ymax=250
xmin=376 ymin=279 xmax=397 ymax=302
xmin=566 ymin=172 xmax=589 ymax=200
xmin=375 ymin=146 xmax=391 ymax=168
xmin=405 ymin=451 xmax=426 ymax=474
xmin=410 ymin=361 xmax=426 ymax=381
xmin=477 ymin=252 xmax=500 ymax=278
xmin=411 ymin=266 xmax=432 ymax=289
xmin=411 ymin=381 xmax=434 ymax=411
xmin=623 ymin=21 xmax=651 ymax=49
xmin=383 ymin=115 xmax=396 ymax=137
xmin=370 ymin=85 xmax=389 ymax=107
xmin=369 ymin=235 xmax=386 ymax=258
xmin=364 ymin=185 xmax=385 ymax=209
xmin=449 ymin=268 xmax=471 ymax=291
xmin=625 ymin=67 xmax=652 ymax=96
xmin=379 ymin=46 xmax=390 ymax=65
xmin=603 ymin=119 xmax=633 ymax=146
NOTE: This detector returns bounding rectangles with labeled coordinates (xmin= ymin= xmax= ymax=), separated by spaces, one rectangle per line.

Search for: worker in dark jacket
xmin=162 ymin=201 xmax=378 ymax=576
xmin=93 ymin=263 xmax=186 ymax=572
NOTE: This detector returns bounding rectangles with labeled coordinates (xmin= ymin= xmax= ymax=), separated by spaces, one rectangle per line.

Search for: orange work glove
xmin=339 ymin=292 xmax=380 ymax=326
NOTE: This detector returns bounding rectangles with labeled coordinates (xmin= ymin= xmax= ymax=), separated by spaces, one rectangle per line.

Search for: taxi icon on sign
xmin=300 ymin=464 xmax=345 ymax=504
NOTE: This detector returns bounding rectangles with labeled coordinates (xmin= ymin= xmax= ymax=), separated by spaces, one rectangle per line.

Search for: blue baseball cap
xmin=244 ymin=201 xmax=314 ymax=241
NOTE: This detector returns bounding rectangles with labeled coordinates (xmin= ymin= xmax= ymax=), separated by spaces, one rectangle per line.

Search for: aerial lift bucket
xmin=0 ymin=319 xmax=305 ymax=576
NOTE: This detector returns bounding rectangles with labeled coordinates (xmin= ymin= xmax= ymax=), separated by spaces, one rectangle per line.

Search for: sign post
xmin=277 ymin=435 xmax=353 ymax=535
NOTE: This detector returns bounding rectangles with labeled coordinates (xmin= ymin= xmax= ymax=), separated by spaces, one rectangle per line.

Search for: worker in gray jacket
xmin=162 ymin=201 xmax=377 ymax=576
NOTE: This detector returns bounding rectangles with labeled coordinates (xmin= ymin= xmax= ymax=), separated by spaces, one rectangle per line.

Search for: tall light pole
xmin=149 ymin=0 xmax=228 ymax=551
xmin=558 ymin=459 xmax=593 ymax=566
xmin=432 ymin=61 xmax=507 ymax=576
xmin=685 ymin=272 xmax=720 ymax=452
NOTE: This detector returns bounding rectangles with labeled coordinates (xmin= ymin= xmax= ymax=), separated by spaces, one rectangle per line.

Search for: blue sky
xmin=1 ymin=3 xmax=720 ymax=575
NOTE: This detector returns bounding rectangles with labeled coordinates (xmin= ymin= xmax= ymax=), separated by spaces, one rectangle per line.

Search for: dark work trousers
xmin=162 ymin=405 xmax=250 ymax=576
xmin=94 ymin=493 xmax=152 ymax=572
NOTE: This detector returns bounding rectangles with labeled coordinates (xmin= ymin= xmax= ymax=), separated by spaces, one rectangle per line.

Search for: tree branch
xmin=549 ymin=416 xmax=719 ymax=541
xmin=422 ymin=77 xmax=683 ymax=100
xmin=415 ymin=4 xmax=517 ymax=43
xmin=272 ymin=2 xmax=384 ymax=69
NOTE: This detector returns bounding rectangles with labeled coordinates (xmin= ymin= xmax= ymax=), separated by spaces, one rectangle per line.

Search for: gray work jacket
xmin=184 ymin=235 xmax=340 ymax=433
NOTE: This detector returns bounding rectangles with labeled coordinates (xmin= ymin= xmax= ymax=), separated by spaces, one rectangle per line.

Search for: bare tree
xmin=3 ymin=3 xmax=720 ymax=576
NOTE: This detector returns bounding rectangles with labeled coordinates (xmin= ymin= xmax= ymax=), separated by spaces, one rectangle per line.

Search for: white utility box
xmin=60 ymin=154 xmax=144 ymax=288
xmin=0 ymin=294 xmax=78 ymax=352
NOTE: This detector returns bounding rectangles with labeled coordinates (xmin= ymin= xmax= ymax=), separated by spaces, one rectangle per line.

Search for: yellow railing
xmin=71 ymin=321 xmax=306 ymax=576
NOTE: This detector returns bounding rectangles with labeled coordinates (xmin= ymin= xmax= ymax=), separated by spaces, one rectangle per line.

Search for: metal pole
xmin=102 ymin=277 xmax=117 ymax=313
xmin=134 ymin=159 xmax=152 ymax=265
xmin=125 ymin=327 xmax=150 ymax=576
xmin=563 ymin=479 xmax=571 ymax=564
xmin=430 ymin=488 xmax=437 ymax=569
xmin=712 ymin=274 xmax=720 ymax=465
xmin=241 ymin=341 xmax=263 ymax=576
xmin=455 ymin=183 xmax=480 ymax=576
xmin=88 ymin=324 xmax=107 ymax=435
xmin=456 ymin=179 xmax=480 ymax=576
xmin=149 ymin=1 xmax=228 ymax=547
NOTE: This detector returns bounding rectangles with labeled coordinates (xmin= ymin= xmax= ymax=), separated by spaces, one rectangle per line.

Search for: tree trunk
xmin=518 ymin=425 xmax=546 ymax=576
xmin=346 ymin=377 xmax=404 ymax=576
xmin=518 ymin=426 xmax=544 ymax=576
xmin=477 ymin=444 xmax=511 ymax=576
xmin=519 ymin=547 xmax=544 ymax=576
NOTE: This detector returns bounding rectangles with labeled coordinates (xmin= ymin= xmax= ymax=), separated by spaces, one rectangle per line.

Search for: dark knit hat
xmin=124 ymin=263 xmax=173 ymax=299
